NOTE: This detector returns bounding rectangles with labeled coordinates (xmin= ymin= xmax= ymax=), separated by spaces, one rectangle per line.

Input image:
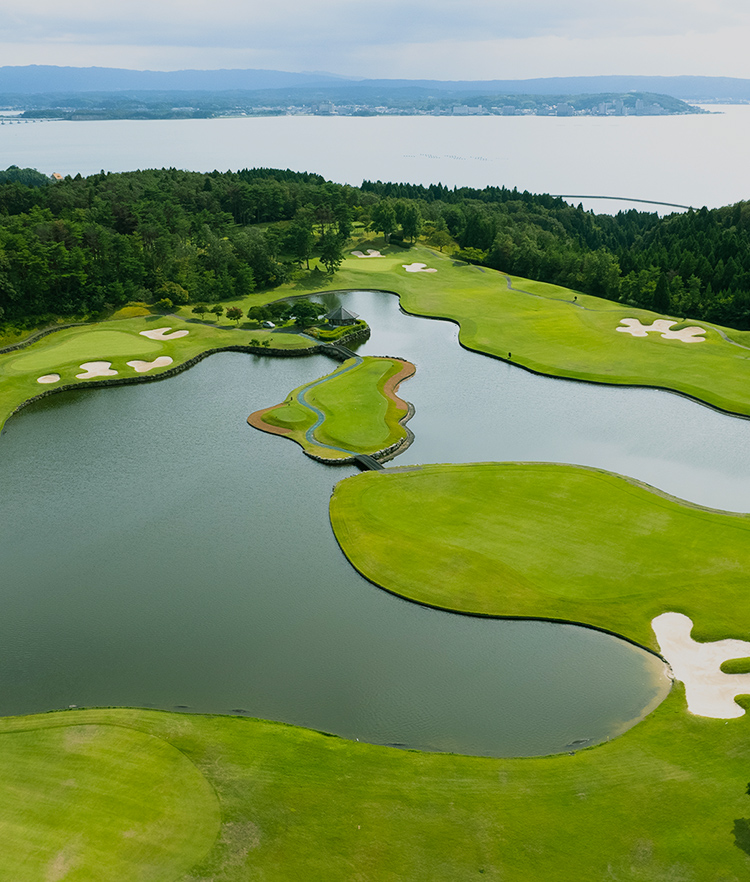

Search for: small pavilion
xmin=325 ymin=306 xmax=359 ymax=326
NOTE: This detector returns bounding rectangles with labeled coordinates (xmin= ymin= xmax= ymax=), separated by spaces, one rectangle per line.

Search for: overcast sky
xmin=1 ymin=0 xmax=750 ymax=78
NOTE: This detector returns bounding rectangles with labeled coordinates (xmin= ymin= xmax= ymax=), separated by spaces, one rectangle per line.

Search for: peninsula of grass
xmin=0 ymin=315 xmax=314 ymax=431
xmin=330 ymin=461 xmax=750 ymax=650
xmin=248 ymin=355 xmax=414 ymax=461
xmin=3 ymin=696 xmax=750 ymax=880
xmin=218 ymin=243 xmax=750 ymax=418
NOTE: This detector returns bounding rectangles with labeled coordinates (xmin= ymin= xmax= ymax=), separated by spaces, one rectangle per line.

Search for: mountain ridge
xmin=2 ymin=67 xmax=750 ymax=99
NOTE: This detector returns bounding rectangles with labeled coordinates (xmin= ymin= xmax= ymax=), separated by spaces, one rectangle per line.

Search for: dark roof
xmin=325 ymin=306 xmax=359 ymax=322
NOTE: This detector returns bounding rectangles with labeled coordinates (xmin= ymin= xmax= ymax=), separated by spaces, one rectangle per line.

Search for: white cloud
xmin=1 ymin=0 xmax=750 ymax=77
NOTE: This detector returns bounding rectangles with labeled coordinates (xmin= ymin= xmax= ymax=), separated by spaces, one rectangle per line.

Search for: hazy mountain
xmin=1 ymin=67 xmax=749 ymax=101
xmin=0 ymin=66 xmax=349 ymax=93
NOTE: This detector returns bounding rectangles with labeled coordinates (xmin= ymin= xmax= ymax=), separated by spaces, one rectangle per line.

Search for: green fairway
xmin=217 ymin=243 xmax=750 ymax=417
xmin=250 ymin=355 xmax=414 ymax=460
xmin=0 ymin=721 xmax=219 ymax=881
xmin=330 ymin=462 xmax=750 ymax=650
xmin=0 ymin=316 xmax=314 ymax=431
xmin=5 ymin=330 xmax=162 ymax=372
xmin=2 ymin=699 xmax=750 ymax=880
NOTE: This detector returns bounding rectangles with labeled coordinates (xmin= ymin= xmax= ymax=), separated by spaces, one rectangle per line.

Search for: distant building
xmin=556 ymin=103 xmax=574 ymax=117
xmin=50 ymin=172 xmax=63 ymax=181
xmin=325 ymin=306 xmax=359 ymax=326
xmin=453 ymin=105 xmax=484 ymax=116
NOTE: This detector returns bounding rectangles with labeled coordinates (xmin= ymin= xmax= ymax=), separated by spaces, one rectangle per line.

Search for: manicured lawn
xmin=0 ymin=721 xmax=219 ymax=881
xmin=0 ymin=316 xmax=313 ymax=431
xmin=217 ymin=243 xmax=750 ymax=418
xmin=1 ymin=699 xmax=749 ymax=880
xmin=330 ymin=462 xmax=750 ymax=649
xmin=252 ymin=355 xmax=413 ymax=460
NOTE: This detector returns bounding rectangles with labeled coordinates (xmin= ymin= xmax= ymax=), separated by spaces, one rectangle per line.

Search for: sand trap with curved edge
xmin=351 ymin=249 xmax=383 ymax=258
xmin=139 ymin=327 xmax=189 ymax=340
xmin=403 ymin=263 xmax=437 ymax=273
xmin=652 ymin=612 xmax=750 ymax=718
xmin=76 ymin=362 xmax=118 ymax=379
xmin=36 ymin=374 xmax=60 ymax=384
xmin=617 ymin=318 xmax=706 ymax=342
xmin=127 ymin=356 xmax=174 ymax=373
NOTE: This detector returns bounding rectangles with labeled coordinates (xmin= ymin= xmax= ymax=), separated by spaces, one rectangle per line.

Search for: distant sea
xmin=0 ymin=105 xmax=747 ymax=214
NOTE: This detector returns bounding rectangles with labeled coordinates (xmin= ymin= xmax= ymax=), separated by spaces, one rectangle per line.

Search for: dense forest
xmin=1 ymin=165 xmax=749 ymax=331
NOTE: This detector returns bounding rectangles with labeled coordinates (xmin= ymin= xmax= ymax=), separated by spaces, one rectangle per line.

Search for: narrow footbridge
xmin=320 ymin=343 xmax=358 ymax=361
xmin=353 ymin=454 xmax=384 ymax=471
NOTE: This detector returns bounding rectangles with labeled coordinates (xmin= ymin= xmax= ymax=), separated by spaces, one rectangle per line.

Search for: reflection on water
xmin=8 ymin=287 xmax=741 ymax=755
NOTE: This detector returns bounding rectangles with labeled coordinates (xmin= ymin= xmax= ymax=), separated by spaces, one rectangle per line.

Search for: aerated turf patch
xmin=0 ymin=722 xmax=220 ymax=881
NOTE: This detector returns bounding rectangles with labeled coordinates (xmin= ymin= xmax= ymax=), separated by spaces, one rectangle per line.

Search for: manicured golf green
xmin=330 ymin=462 xmax=750 ymax=650
xmin=3 ymin=698 xmax=750 ymax=880
xmin=251 ymin=355 xmax=413 ymax=460
xmin=0 ymin=721 xmax=219 ymax=881
xmin=0 ymin=316 xmax=313 ymax=431
xmin=216 ymin=243 xmax=750 ymax=417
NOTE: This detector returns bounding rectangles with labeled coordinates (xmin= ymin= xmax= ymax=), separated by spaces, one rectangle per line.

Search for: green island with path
xmin=248 ymin=355 xmax=415 ymax=461
xmin=4 ymin=239 xmax=750 ymax=877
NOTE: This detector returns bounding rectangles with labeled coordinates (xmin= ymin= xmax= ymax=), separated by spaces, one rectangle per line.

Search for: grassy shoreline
xmin=330 ymin=462 xmax=750 ymax=651
xmin=4 ymin=243 xmax=750 ymax=431
xmin=1 ymin=697 xmax=749 ymax=880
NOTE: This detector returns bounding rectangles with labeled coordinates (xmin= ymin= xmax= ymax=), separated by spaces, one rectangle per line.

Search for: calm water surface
xmin=0 ymin=293 xmax=689 ymax=757
xmin=1 ymin=106 xmax=749 ymax=211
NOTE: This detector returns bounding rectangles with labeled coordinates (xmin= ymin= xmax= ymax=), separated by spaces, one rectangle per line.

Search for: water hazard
xmin=7 ymin=288 xmax=747 ymax=756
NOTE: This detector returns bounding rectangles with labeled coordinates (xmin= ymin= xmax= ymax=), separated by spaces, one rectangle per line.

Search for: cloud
xmin=1 ymin=0 xmax=750 ymax=76
xmin=5 ymin=0 xmax=750 ymax=48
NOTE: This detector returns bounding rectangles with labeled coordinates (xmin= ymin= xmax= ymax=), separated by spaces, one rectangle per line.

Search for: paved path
xmin=297 ymin=355 xmax=363 ymax=456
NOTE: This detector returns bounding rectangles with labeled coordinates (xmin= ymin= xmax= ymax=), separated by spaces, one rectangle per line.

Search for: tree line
xmin=1 ymin=165 xmax=749 ymax=330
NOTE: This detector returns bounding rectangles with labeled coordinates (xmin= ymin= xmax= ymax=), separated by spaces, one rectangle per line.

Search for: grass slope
xmin=253 ymin=355 xmax=413 ymax=459
xmin=213 ymin=242 xmax=750 ymax=417
xmin=330 ymin=462 xmax=750 ymax=650
xmin=0 ymin=316 xmax=312 ymax=431
xmin=2 ymin=699 xmax=750 ymax=880
xmin=0 ymin=721 xmax=219 ymax=881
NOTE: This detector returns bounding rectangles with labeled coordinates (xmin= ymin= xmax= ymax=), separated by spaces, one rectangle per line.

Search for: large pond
xmin=7 ymin=288 xmax=748 ymax=757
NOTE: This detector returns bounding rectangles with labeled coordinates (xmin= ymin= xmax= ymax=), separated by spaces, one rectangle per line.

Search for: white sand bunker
xmin=76 ymin=361 xmax=118 ymax=379
xmin=402 ymin=263 xmax=437 ymax=273
xmin=127 ymin=356 xmax=173 ymax=373
xmin=617 ymin=318 xmax=706 ymax=343
xmin=36 ymin=374 xmax=61 ymax=384
xmin=652 ymin=612 xmax=750 ymax=718
xmin=351 ymin=249 xmax=383 ymax=258
xmin=139 ymin=327 xmax=189 ymax=340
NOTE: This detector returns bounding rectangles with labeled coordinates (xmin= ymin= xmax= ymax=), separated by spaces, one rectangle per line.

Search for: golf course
xmin=0 ymin=312 xmax=312 ymax=431
xmin=248 ymin=354 xmax=414 ymax=461
xmin=256 ymin=244 xmax=750 ymax=417
xmin=330 ymin=461 xmax=750 ymax=649
xmin=3 ymin=239 xmax=750 ymax=879
xmin=2 ymin=696 xmax=750 ymax=880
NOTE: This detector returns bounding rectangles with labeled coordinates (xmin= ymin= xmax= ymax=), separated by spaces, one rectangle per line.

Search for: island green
xmin=248 ymin=355 xmax=414 ymax=461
